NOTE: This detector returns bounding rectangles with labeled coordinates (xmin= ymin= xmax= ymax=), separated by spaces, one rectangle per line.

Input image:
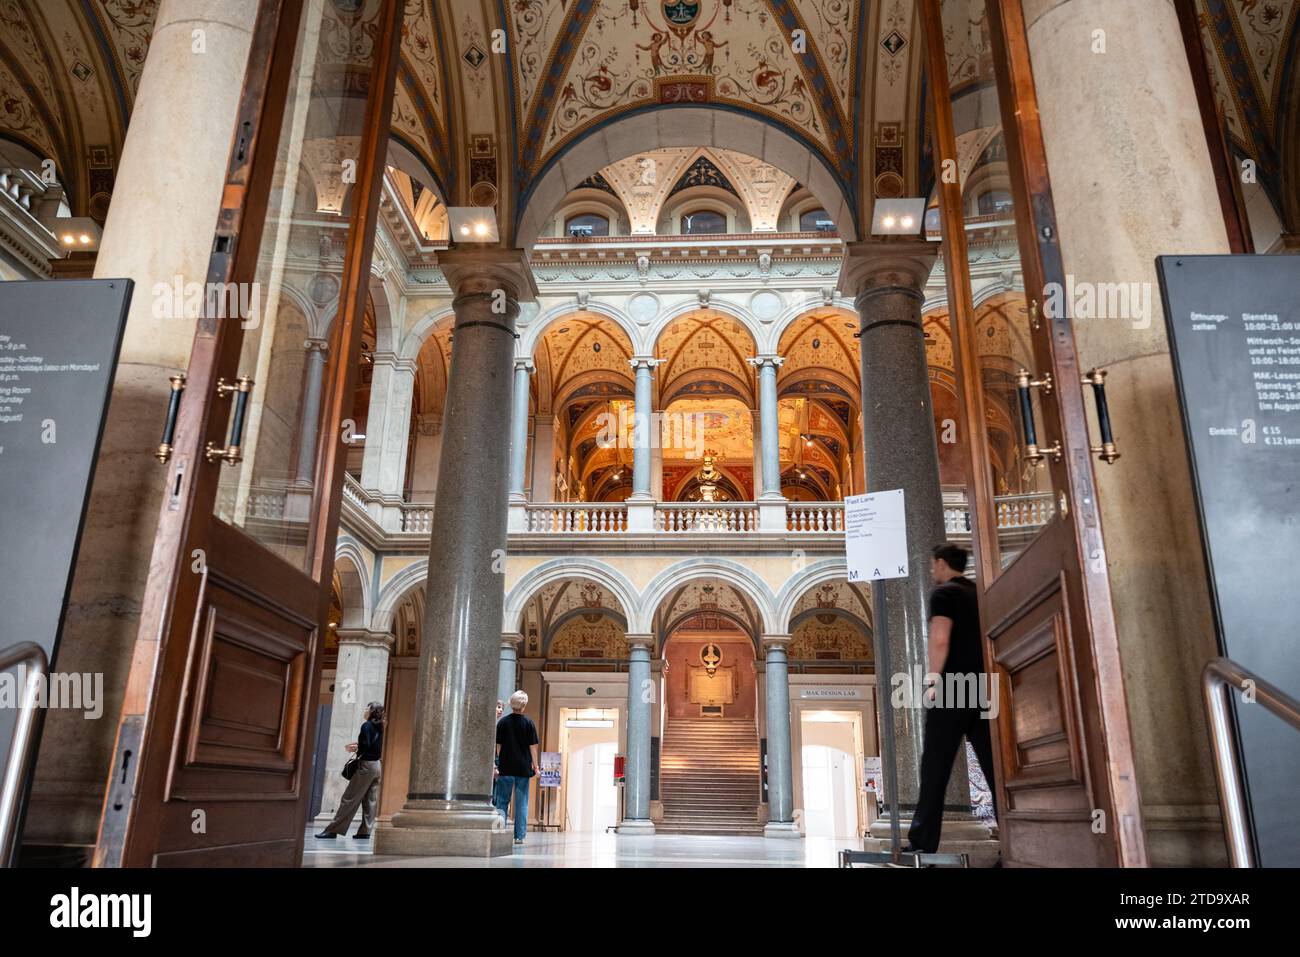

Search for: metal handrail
xmin=1202 ymin=656 xmax=1300 ymax=868
xmin=0 ymin=642 xmax=48 ymax=868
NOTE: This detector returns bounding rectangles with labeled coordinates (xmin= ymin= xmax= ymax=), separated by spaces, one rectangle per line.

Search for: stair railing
xmin=1202 ymin=656 xmax=1300 ymax=868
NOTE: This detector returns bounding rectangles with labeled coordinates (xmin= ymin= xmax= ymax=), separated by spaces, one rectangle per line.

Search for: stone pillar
xmin=24 ymin=0 xmax=261 ymax=848
xmin=496 ymin=634 xmax=520 ymax=709
xmin=842 ymin=241 xmax=992 ymax=857
xmin=628 ymin=358 xmax=660 ymax=500
xmin=530 ymin=412 xmax=555 ymax=501
xmin=617 ymin=636 xmax=655 ymax=834
xmin=360 ymin=352 xmax=417 ymax=530
xmin=1023 ymin=0 xmax=1231 ymax=865
xmin=750 ymin=408 xmax=763 ymax=497
xmin=315 ymin=629 xmax=392 ymax=827
xmin=508 ymin=359 xmax=533 ymax=501
xmin=294 ymin=338 xmax=330 ymax=486
xmin=374 ymin=249 xmax=536 ymax=858
xmin=407 ymin=412 xmax=442 ymax=503
xmin=762 ymin=636 xmax=799 ymax=838
xmin=626 ymin=358 xmax=660 ymax=531
xmin=749 ymin=356 xmax=785 ymax=499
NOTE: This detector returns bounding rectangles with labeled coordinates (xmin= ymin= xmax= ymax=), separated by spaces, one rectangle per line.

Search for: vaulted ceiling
xmin=0 ymin=0 xmax=930 ymax=242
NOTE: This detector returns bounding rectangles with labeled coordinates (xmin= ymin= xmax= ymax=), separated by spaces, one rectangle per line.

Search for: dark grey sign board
xmin=1157 ymin=255 xmax=1300 ymax=867
xmin=0 ymin=278 xmax=132 ymax=860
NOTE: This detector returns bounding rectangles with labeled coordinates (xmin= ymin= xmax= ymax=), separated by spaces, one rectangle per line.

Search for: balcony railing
xmin=338 ymin=474 xmax=1055 ymax=544
xmin=655 ymin=502 xmax=760 ymax=533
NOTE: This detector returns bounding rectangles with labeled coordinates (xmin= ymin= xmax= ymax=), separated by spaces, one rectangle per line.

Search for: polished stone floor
xmin=302 ymin=827 xmax=860 ymax=868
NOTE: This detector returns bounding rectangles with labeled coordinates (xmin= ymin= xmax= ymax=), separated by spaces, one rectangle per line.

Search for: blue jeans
xmin=493 ymin=775 xmax=530 ymax=841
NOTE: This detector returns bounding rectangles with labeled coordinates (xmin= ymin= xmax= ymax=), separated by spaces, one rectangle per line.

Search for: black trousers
xmin=906 ymin=706 xmax=998 ymax=853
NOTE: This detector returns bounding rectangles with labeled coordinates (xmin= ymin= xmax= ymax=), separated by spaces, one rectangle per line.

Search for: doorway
xmin=799 ymin=711 xmax=863 ymax=839
xmin=559 ymin=708 xmax=619 ymax=833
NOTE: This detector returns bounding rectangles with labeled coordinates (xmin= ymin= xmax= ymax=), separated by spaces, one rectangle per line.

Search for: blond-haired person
xmin=493 ymin=690 xmax=540 ymax=846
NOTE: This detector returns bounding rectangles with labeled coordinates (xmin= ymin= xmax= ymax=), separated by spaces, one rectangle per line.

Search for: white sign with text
xmin=844 ymin=489 xmax=909 ymax=582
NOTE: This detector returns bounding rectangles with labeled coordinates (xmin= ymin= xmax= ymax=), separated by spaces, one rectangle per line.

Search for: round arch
xmin=646 ymin=299 xmax=762 ymax=359
xmin=515 ymin=107 xmax=858 ymax=250
xmin=774 ymin=558 xmax=871 ymax=632
xmin=763 ymin=296 xmax=858 ymax=354
xmin=502 ymin=558 xmax=641 ymax=635
xmin=371 ymin=560 xmax=430 ymax=634
xmin=333 ymin=540 xmax=371 ymax=630
xmin=400 ymin=304 xmax=456 ymax=361
xmin=519 ymin=299 xmax=645 ymax=359
xmin=637 ymin=558 xmax=779 ymax=636
xmin=368 ymin=273 xmax=400 ymax=353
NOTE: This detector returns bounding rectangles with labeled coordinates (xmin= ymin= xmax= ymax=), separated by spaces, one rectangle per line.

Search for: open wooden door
xmin=920 ymin=0 xmax=1147 ymax=866
xmin=94 ymin=0 xmax=402 ymax=867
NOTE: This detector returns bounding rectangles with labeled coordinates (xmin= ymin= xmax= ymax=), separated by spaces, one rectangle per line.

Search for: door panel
xmin=921 ymin=0 xmax=1147 ymax=866
xmin=94 ymin=0 xmax=402 ymax=867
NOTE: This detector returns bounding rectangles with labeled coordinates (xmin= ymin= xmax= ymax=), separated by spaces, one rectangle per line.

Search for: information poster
xmin=539 ymin=751 xmax=561 ymax=788
xmin=844 ymin=489 xmax=909 ymax=582
xmin=1157 ymin=255 xmax=1300 ymax=867
xmin=0 ymin=279 xmax=132 ymax=859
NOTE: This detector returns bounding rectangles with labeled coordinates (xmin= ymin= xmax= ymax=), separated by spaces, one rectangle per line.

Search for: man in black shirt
xmin=494 ymin=690 xmax=540 ymax=845
xmin=905 ymin=544 xmax=999 ymax=855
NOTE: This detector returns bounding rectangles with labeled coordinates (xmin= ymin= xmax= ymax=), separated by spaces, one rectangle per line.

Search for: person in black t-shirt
xmin=904 ymin=544 xmax=999 ymax=857
xmin=315 ymin=702 xmax=385 ymax=840
xmin=494 ymin=690 xmax=540 ymax=845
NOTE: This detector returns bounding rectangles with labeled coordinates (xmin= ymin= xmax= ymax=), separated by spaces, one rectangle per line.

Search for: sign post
xmin=844 ymin=489 xmax=910 ymax=866
xmin=0 ymin=279 xmax=133 ymax=864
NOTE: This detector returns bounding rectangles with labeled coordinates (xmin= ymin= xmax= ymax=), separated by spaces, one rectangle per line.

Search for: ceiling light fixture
xmin=871 ymin=198 xmax=926 ymax=237
xmin=448 ymin=206 xmax=499 ymax=244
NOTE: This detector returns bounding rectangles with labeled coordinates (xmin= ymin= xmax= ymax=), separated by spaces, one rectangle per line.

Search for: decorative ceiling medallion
xmin=881 ymin=30 xmax=907 ymax=57
xmin=462 ymin=44 xmax=486 ymax=69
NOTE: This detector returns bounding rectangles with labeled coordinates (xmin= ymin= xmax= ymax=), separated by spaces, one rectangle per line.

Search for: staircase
xmin=657 ymin=717 xmax=763 ymax=835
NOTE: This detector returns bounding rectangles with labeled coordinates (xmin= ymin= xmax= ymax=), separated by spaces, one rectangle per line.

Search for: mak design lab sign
xmin=844 ymin=489 xmax=909 ymax=582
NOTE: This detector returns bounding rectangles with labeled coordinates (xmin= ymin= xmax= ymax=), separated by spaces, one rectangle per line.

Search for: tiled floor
xmin=302 ymin=827 xmax=857 ymax=868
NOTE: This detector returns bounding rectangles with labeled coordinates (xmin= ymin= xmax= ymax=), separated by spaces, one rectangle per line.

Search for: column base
xmin=764 ymin=821 xmax=802 ymax=840
xmin=625 ymin=499 xmax=656 ymax=532
xmin=616 ymin=819 xmax=656 ymax=836
xmin=373 ymin=800 xmax=512 ymax=858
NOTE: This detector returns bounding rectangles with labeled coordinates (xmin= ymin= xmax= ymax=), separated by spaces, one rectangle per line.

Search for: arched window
xmin=800 ymin=208 xmax=835 ymax=232
xmin=565 ymin=213 xmax=610 ymax=237
xmin=681 ymin=209 xmax=727 ymax=235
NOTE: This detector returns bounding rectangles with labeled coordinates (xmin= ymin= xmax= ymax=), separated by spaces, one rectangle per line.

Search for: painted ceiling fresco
xmin=508 ymin=0 xmax=862 ymax=181
xmin=1195 ymin=0 xmax=1300 ymax=212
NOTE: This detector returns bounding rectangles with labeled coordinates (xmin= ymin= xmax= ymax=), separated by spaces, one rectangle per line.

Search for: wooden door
xmin=377 ymin=657 xmax=417 ymax=823
xmin=94 ymin=0 xmax=402 ymax=867
xmin=920 ymin=0 xmax=1147 ymax=866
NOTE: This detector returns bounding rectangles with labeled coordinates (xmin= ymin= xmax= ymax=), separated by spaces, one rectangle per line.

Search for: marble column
xmin=407 ymin=412 xmax=442 ymax=503
xmin=842 ymin=241 xmax=989 ymax=855
xmin=294 ymin=337 xmax=330 ymax=487
xmin=508 ymin=359 xmax=534 ymax=501
xmin=25 ymin=0 xmax=261 ymax=847
xmin=315 ymin=629 xmax=393 ymax=827
xmin=617 ymin=636 xmax=655 ymax=834
xmin=375 ymin=249 xmax=535 ymax=858
xmin=628 ymin=358 xmax=660 ymax=501
xmin=762 ymin=636 xmax=799 ymax=838
xmin=529 ymin=412 xmax=555 ymax=501
xmin=749 ymin=356 xmax=785 ymax=499
xmin=1024 ymin=0 xmax=1231 ymax=865
xmin=750 ymin=409 xmax=764 ymax=497
xmin=496 ymin=634 xmax=520 ymax=709
xmin=360 ymin=352 xmax=417 ymax=530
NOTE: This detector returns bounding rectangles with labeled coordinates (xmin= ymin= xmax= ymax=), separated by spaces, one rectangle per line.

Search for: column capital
xmin=625 ymin=634 xmax=655 ymax=651
xmin=761 ymin=634 xmax=792 ymax=651
xmin=436 ymin=247 xmax=537 ymax=303
xmin=302 ymin=336 xmax=330 ymax=354
xmin=500 ymin=633 xmax=522 ymax=650
xmin=334 ymin=628 xmax=395 ymax=651
xmin=628 ymin=356 xmax=663 ymax=371
xmin=513 ymin=357 xmax=535 ymax=374
xmin=747 ymin=355 xmax=785 ymax=370
xmin=370 ymin=351 xmax=418 ymax=375
xmin=839 ymin=239 xmax=937 ymax=302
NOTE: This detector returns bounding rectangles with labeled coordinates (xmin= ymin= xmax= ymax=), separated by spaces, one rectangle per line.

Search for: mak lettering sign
xmin=844 ymin=489 xmax=909 ymax=582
